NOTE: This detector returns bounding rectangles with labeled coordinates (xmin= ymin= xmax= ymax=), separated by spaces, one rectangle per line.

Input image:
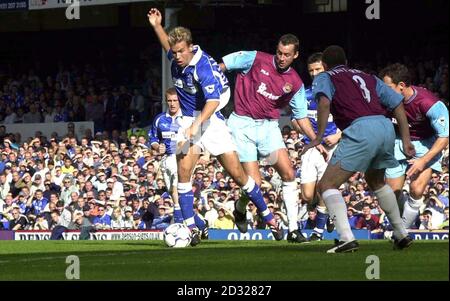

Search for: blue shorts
xmin=227 ymin=112 xmax=285 ymax=162
xmin=330 ymin=116 xmax=399 ymax=172
xmin=385 ymin=136 xmax=442 ymax=179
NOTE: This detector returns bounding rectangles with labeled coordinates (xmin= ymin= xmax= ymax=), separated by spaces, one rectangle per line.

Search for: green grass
xmin=0 ymin=240 xmax=447 ymax=281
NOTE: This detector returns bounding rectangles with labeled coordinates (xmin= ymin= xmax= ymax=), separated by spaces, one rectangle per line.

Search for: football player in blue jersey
xmin=149 ymin=87 xmax=208 ymax=238
xmin=293 ymin=53 xmax=341 ymax=241
xmin=148 ymin=8 xmax=283 ymax=246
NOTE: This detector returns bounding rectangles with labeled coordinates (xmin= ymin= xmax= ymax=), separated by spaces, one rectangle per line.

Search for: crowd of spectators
xmin=1 ymin=53 xmax=448 ymax=238
xmin=0 ymin=48 xmax=163 ymax=134
xmin=0 ymin=120 xmax=448 ymax=238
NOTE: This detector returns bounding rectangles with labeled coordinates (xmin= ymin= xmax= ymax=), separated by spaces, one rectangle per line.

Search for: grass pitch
xmin=0 ymin=240 xmax=447 ymax=281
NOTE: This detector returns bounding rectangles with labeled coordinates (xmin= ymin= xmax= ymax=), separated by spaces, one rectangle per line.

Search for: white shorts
xmin=160 ymin=154 xmax=177 ymax=191
xmin=300 ymin=145 xmax=336 ymax=184
xmin=176 ymin=91 xmax=236 ymax=157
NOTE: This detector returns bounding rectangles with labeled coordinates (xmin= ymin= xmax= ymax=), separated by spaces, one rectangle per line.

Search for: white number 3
xmin=352 ymin=75 xmax=371 ymax=103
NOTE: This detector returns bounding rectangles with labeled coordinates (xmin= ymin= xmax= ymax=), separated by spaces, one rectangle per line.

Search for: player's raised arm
xmin=147 ymin=8 xmax=170 ymax=52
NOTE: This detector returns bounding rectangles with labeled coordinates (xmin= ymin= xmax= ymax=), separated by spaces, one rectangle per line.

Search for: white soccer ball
xmin=163 ymin=223 xmax=192 ymax=248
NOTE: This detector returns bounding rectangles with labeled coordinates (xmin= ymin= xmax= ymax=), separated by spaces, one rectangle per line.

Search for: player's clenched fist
xmin=147 ymin=8 xmax=162 ymax=27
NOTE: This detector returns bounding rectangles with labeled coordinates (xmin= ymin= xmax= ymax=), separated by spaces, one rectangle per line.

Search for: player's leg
xmin=171 ymin=185 xmax=184 ymax=223
xmin=162 ymin=156 xmax=183 ymax=224
xmin=318 ymin=118 xmax=388 ymax=252
xmin=367 ymin=116 xmax=412 ymax=249
xmin=176 ymin=145 xmax=201 ymax=231
xmin=238 ymin=161 xmax=261 ymax=212
xmin=224 ymin=112 xmax=261 ymax=233
xmin=301 ymin=147 xmax=330 ymax=240
xmin=217 ymin=151 xmax=283 ymax=240
xmin=300 ymin=147 xmax=320 ymax=203
xmin=403 ymin=167 xmax=433 ymax=229
xmin=271 ymin=148 xmax=307 ymax=243
xmin=217 ymin=152 xmax=273 ymax=223
xmin=318 ymin=163 xmax=356 ymax=248
xmin=365 ymin=168 xmax=410 ymax=244
xmin=386 ymin=174 xmax=406 ymax=212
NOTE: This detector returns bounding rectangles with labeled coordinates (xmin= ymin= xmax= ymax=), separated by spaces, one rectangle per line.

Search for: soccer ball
xmin=163 ymin=223 xmax=192 ymax=248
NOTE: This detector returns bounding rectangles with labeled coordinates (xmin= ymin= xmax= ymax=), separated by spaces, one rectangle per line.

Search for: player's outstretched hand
xmin=184 ymin=123 xmax=200 ymax=141
xmin=147 ymin=8 xmax=162 ymax=27
xmin=323 ymin=133 xmax=340 ymax=147
xmin=300 ymin=138 xmax=321 ymax=157
xmin=406 ymin=157 xmax=426 ymax=179
xmin=316 ymin=144 xmax=330 ymax=162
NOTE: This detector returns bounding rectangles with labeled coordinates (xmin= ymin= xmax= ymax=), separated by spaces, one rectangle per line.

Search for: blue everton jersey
xmin=303 ymin=87 xmax=338 ymax=144
xmin=168 ymin=45 xmax=229 ymax=117
xmin=148 ymin=112 xmax=181 ymax=155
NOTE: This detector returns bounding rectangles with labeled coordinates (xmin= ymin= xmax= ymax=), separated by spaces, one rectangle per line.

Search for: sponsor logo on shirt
xmin=162 ymin=132 xmax=177 ymax=139
xmin=256 ymin=82 xmax=281 ymax=101
xmin=260 ymin=69 xmax=269 ymax=76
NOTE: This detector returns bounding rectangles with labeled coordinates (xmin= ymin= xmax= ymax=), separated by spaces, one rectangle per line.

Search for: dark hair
xmin=322 ymin=45 xmax=347 ymax=69
xmin=423 ymin=209 xmax=433 ymax=216
xmin=379 ymin=63 xmax=412 ymax=86
xmin=278 ymin=34 xmax=299 ymax=53
xmin=307 ymin=52 xmax=323 ymax=65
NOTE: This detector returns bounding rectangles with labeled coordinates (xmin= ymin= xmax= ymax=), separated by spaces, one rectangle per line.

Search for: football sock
xmin=322 ymin=189 xmax=355 ymax=242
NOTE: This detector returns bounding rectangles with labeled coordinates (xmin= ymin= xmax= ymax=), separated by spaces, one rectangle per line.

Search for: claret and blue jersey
xmin=312 ymin=65 xmax=403 ymax=130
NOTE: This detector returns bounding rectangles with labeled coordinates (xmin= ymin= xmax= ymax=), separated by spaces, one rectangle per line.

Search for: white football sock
xmin=322 ymin=189 xmax=355 ymax=242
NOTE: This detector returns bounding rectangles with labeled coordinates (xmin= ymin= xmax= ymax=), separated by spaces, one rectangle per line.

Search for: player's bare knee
xmin=410 ymin=189 xmax=425 ymax=200
xmin=302 ymin=194 xmax=314 ymax=203
xmin=317 ymin=181 xmax=330 ymax=195
xmin=366 ymin=178 xmax=384 ymax=191
xmin=231 ymin=172 xmax=248 ymax=187
xmin=280 ymin=171 xmax=295 ymax=182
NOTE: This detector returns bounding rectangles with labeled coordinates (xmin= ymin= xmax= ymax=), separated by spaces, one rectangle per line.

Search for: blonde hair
xmin=168 ymin=26 xmax=193 ymax=47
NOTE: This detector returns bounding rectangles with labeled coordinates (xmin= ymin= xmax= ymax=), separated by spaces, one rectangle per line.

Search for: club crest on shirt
xmin=173 ymin=78 xmax=183 ymax=88
xmin=283 ymin=83 xmax=293 ymax=93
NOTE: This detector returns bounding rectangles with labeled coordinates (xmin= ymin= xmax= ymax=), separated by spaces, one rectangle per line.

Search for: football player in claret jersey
xmin=292 ymin=53 xmax=341 ymax=241
xmin=380 ymin=63 xmax=449 ymax=229
xmin=148 ymin=8 xmax=283 ymax=246
xmin=220 ymin=35 xmax=326 ymax=243
xmin=311 ymin=46 xmax=415 ymax=253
